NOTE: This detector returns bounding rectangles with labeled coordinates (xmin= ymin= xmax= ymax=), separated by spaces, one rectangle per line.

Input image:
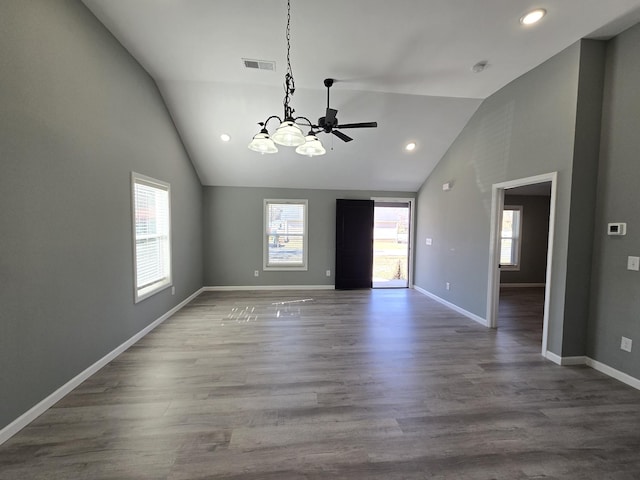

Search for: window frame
xmin=131 ymin=172 xmax=172 ymax=303
xmin=499 ymin=205 xmax=522 ymax=271
xmin=263 ymin=199 xmax=308 ymax=271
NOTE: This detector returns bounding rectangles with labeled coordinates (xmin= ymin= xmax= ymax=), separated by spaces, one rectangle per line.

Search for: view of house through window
xmin=264 ymin=199 xmax=308 ymax=270
xmin=500 ymin=206 xmax=522 ymax=270
xmin=132 ymin=173 xmax=172 ymax=302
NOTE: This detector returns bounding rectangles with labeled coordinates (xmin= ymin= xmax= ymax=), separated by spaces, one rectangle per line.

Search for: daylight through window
xmin=264 ymin=199 xmax=308 ymax=270
xmin=132 ymin=173 xmax=172 ymax=302
xmin=500 ymin=206 xmax=522 ymax=270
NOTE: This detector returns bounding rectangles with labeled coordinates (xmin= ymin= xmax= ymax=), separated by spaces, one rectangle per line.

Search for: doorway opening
xmin=486 ymin=173 xmax=557 ymax=355
xmin=372 ymin=199 xmax=413 ymax=288
xmin=498 ymin=185 xmax=551 ymax=346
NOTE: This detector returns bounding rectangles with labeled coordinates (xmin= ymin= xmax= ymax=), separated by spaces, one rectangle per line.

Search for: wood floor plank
xmin=1 ymin=288 xmax=640 ymax=479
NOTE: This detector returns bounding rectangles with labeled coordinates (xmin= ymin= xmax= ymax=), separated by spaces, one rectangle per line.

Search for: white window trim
xmin=500 ymin=205 xmax=522 ymax=271
xmin=131 ymin=172 xmax=172 ymax=303
xmin=263 ymin=199 xmax=308 ymax=271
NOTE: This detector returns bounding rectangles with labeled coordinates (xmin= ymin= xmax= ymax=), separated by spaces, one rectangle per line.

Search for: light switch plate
xmin=627 ymin=256 xmax=639 ymax=271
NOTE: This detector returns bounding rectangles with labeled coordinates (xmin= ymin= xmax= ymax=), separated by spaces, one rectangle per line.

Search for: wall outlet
xmin=171 ymin=286 xmax=175 ymax=295
xmin=445 ymin=282 xmax=451 ymax=291
xmin=254 ymin=270 xmax=259 ymax=277
xmin=326 ymin=269 xmax=331 ymax=277
xmin=621 ymin=336 xmax=633 ymax=352
xmin=426 ymin=238 xmax=433 ymax=246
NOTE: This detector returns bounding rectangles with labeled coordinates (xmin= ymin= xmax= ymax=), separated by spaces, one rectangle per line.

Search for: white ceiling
xmin=82 ymin=0 xmax=640 ymax=192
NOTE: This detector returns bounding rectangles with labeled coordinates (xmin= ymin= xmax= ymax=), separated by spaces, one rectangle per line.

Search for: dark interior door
xmin=335 ymin=199 xmax=374 ymax=289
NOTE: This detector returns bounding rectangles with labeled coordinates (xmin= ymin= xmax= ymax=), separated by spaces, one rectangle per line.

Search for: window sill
xmin=263 ymin=266 xmax=308 ymax=272
xmin=500 ymin=266 xmax=521 ymax=272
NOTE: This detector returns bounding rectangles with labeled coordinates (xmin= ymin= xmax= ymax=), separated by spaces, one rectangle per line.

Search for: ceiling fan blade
xmin=332 ymin=130 xmax=353 ymax=142
xmin=325 ymin=108 xmax=338 ymax=125
xmin=336 ymin=121 xmax=378 ymax=129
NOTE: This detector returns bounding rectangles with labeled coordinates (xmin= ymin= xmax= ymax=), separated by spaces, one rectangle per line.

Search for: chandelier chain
xmin=283 ymin=0 xmax=295 ymax=119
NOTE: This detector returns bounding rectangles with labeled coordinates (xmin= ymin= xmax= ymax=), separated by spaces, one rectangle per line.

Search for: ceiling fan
xmin=315 ymin=78 xmax=378 ymax=143
xmin=247 ymin=0 xmax=377 ymax=156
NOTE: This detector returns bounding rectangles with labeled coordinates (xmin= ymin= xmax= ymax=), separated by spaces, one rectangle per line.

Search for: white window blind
xmin=132 ymin=173 xmax=172 ymax=302
xmin=264 ymin=199 xmax=308 ymax=270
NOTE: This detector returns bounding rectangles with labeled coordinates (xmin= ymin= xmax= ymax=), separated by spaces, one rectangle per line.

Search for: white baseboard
xmin=586 ymin=358 xmax=640 ymax=390
xmin=544 ymin=350 xmax=563 ymax=365
xmin=543 ymin=353 xmax=640 ymax=391
xmin=0 ymin=287 xmax=204 ymax=446
xmin=413 ymin=285 xmax=488 ymax=327
xmin=544 ymin=352 xmax=587 ymax=366
xmin=203 ymin=285 xmax=334 ymax=291
xmin=500 ymin=283 xmax=545 ymax=288
xmin=561 ymin=356 xmax=588 ymax=366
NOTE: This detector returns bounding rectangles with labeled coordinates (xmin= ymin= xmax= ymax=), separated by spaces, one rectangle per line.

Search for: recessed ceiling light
xmin=220 ymin=134 xmax=231 ymax=142
xmin=405 ymin=142 xmax=416 ymax=152
xmin=520 ymin=8 xmax=546 ymax=25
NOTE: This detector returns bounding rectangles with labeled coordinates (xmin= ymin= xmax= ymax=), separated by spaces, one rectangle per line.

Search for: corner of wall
xmin=561 ymin=38 xmax=607 ymax=357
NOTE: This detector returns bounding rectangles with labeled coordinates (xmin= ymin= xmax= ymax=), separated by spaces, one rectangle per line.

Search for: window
xmin=132 ymin=173 xmax=172 ymax=302
xmin=500 ymin=206 xmax=522 ymax=271
xmin=264 ymin=199 xmax=308 ymax=270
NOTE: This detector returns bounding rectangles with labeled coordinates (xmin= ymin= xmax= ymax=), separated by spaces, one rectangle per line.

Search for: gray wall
xmin=561 ymin=39 xmax=607 ymax=356
xmin=203 ymin=187 xmax=414 ymax=286
xmin=588 ymin=23 xmax=640 ymax=379
xmin=413 ymin=40 xmax=606 ymax=356
xmin=0 ymin=0 xmax=203 ymax=430
xmin=500 ymin=195 xmax=550 ymax=285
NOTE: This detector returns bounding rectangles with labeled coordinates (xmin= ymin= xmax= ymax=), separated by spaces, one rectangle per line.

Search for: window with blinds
xmin=132 ymin=173 xmax=172 ymax=302
xmin=263 ymin=199 xmax=308 ymax=270
xmin=500 ymin=205 xmax=522 ymax=271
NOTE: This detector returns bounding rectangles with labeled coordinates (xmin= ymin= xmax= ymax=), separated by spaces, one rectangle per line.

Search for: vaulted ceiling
xmin=82 ymin=0 xmax=640 ymax=191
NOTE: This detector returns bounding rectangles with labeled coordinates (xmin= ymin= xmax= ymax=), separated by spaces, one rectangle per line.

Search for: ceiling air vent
xmin=242 ymin=58 xmax=275 ymax=71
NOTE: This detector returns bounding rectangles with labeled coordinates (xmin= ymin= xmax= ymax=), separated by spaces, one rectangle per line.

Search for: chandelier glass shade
xmin=248 ymin=129 xmax=278 ymax=154
xmin=295 ymin=134 xmax=326 ymax=157
xmin=271 ymin=120 xmax=305 ymax=147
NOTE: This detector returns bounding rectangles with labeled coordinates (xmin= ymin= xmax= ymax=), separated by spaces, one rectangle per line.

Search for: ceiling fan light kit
xmin=248 ymin=0 xmax=377 ymax=157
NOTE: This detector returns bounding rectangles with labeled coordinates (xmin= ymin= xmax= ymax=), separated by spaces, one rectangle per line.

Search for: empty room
xmin=2 ymin=1 xmax=640 ymax=478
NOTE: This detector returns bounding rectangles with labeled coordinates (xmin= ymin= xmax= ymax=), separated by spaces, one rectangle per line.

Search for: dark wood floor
xmin=498 ymin=286 xmax=545 ymax=341
xmin=2 ymin=288 xmax=640 ymax=479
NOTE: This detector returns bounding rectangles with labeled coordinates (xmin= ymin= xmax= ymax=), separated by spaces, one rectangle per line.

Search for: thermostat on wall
xmin=607 ymin=222 xmax=627 ymax=236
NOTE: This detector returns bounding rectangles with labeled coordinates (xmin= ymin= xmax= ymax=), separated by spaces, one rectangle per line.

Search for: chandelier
xmin=247 ymin=0 xmax=326 ymax=157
